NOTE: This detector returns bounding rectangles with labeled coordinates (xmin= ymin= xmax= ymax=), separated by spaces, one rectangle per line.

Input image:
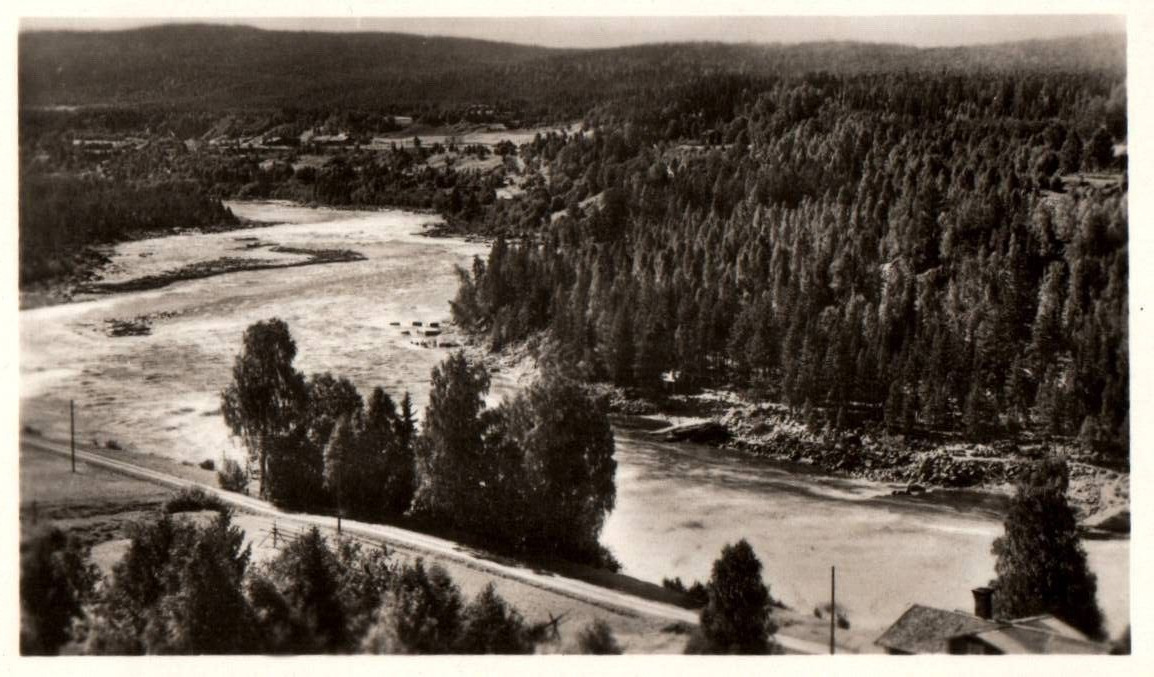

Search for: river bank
xmin=476 ymin=338 xmax=1128 ymax=531
xmin=604 ymin=386 xmax=1129 ymax=531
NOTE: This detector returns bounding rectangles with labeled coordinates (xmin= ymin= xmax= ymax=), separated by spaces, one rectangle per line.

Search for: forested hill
xmin=450 ymin=59 xmax=1129 ymax=462
xmin=19 ymin=25 xmax=1124 ymax=119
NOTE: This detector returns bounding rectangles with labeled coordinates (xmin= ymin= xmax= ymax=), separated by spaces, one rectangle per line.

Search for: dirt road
xmin=22 ymin=435 xmax=833 ymax=655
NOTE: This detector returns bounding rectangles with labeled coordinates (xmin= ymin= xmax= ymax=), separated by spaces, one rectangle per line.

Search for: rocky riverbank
xmin=457 ymin=339 xmax=1129 ymax=533
xmin=607 ymin=388 xmax=1128 ymax=530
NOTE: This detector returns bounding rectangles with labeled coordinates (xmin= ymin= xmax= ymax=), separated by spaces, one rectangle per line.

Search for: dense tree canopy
xmin=453 ymin=67 xmax=1128 ymax=459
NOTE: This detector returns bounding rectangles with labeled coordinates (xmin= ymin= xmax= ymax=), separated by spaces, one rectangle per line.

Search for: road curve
xmin=23 ymin=436 xmax=832 ymax=655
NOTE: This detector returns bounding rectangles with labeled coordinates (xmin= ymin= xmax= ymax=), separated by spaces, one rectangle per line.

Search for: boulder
xmin=659 ymin=420 xmax=730 ymax=445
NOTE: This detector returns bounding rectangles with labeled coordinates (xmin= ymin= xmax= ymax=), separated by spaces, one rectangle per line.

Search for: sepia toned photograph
xmin=13 ymin=6 xmax=1132 ymax=660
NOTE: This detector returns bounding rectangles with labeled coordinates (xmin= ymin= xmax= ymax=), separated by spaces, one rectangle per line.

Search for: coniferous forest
xmin=450 ymin=69 xmax=1128 ymax=460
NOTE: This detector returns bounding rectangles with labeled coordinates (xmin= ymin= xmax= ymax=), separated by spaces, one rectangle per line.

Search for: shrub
xmin=663 ymin=576 xmax=708 ymax=608
xmin=362 ymin=559 xmax=463 ymax=654
xmin=813 ymin=603 xmax=850 ymax=629
xmin=164 ymin=487 xmax=228 ymax=514
xmin=575 ymin=619 xmax=622 ymax=654
xmin=217 ymin=458 xmax=249 ymax=493
xmin=456 ymin=583 xmax=534 ymax=654
xmin=20 ymin=526 xmax=97 ymax=654
xmin=87 ymin=512 xmax=258 ymax=654
xmin=199 ymin=459 xmax=216 ymax=471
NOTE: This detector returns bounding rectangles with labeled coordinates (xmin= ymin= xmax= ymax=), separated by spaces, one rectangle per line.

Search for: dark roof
xmin=876 ymin=605 xmax=1111 ymax=655
xmin=876 ymin=605 xmax=996 ymax=654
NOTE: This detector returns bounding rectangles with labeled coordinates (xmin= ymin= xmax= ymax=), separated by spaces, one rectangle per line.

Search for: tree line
xmin=220 ymin=318 xmax=618 ymax=568
xmin=451 ymin=67 xmax=1128 ymax=459
xmin=19 ymin=175 xmax=238 ymax=285
xmin=23 ymin=511 xmax=546 ymax=654
xmin=20 ymin=26 xmax=1122 ymax=119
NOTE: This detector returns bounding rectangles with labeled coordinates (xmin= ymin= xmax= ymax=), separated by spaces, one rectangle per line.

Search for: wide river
xmin=19 ymin=202 xmax=1129 ymax=641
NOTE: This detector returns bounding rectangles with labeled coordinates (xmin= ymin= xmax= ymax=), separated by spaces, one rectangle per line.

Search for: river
xmin=18 ymin=201 xmax=1129 ymax=642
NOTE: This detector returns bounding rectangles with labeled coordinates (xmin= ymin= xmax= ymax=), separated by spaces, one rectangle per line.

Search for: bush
xmin=663 ymin=576 xmax=709 ymax=608
xmin=456 ymin=583 xmax=534 ymax=654
xmin=87 ymin=512 xmax=258 ymax=654
xmin=164 ymin=486 xmax=228 ymax=514
xmin=362 ymin=559 xmax=463 ymax=654
xmin=217 ymin=458 xmax=249 ymax=493
xmin=199 ymin=459 xmax=216 ymax=471
xmin=21 ymin=526 xmax=97 ymax=654
xmin=575 ymin=619 xmax=622 ymax=654
xmin=813 ymin=603 xmax=850 ymax=629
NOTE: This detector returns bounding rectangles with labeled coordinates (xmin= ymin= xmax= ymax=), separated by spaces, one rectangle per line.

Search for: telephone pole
xmin=830 ymin=565 xmax=836 ymax=655
xmin=70 ymin=400 xmax=76 ymax=473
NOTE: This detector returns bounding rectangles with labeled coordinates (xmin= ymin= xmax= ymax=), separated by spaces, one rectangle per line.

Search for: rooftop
xmin=875 ymin=605 xmax=1108 ymax=655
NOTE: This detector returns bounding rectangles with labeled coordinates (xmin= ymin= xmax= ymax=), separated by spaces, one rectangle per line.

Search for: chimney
xmin=972 ymin=586 xmax=994 ymax=620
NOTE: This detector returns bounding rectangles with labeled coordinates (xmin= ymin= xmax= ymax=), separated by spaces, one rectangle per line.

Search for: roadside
xmin=18 ymin=440 xmax=678 ymax=653
xmin=21 ymin=436 xmax=861 ymax=654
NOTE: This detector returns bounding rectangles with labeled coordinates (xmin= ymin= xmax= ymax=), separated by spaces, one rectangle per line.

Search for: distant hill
xmin=18 ymin=24 xmax=1125 ymax=116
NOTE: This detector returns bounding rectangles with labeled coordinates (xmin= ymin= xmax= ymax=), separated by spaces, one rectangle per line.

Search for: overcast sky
xmin=19 ymin=15 xmax=1126 ymax=49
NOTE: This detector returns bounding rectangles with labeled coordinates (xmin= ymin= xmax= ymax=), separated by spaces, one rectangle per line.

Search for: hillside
xmin=19 ymin=25 xmax=1125 ymax=118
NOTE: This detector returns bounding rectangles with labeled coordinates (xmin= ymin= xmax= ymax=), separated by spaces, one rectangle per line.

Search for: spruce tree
xmin=696 ymin=539 xmax=776 ymax=654
xmin=991 ymin=457 xmax=1105 ymax=639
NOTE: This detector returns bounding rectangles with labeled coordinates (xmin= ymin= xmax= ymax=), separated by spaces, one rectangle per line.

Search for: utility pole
xmin=70 ymin=399 xmax=76 ymax=473
xmin=830 ymin=565 xmax=836 ymax=655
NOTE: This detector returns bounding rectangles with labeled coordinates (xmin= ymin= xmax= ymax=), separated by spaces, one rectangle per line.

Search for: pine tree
xmin=695 ymin=539 xmax=776 ymax=654
xmin=263 ymin=527 xmax=348 ymax=652
xmin=991 ymin=457 xmax=1105 ymax=639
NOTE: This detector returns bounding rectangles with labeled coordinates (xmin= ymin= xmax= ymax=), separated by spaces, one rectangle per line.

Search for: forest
xmin=20 ymin=25 xmax=1123 ymax=121
xmin=450 ymin=68 xmax=1129 ymax=459
xmin=18 ymin=175 xmax=238 ymax=285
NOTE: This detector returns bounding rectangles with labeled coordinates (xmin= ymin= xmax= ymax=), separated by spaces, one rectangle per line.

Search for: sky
xmin=17 ymin=14 xmax=1126 ymax=49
